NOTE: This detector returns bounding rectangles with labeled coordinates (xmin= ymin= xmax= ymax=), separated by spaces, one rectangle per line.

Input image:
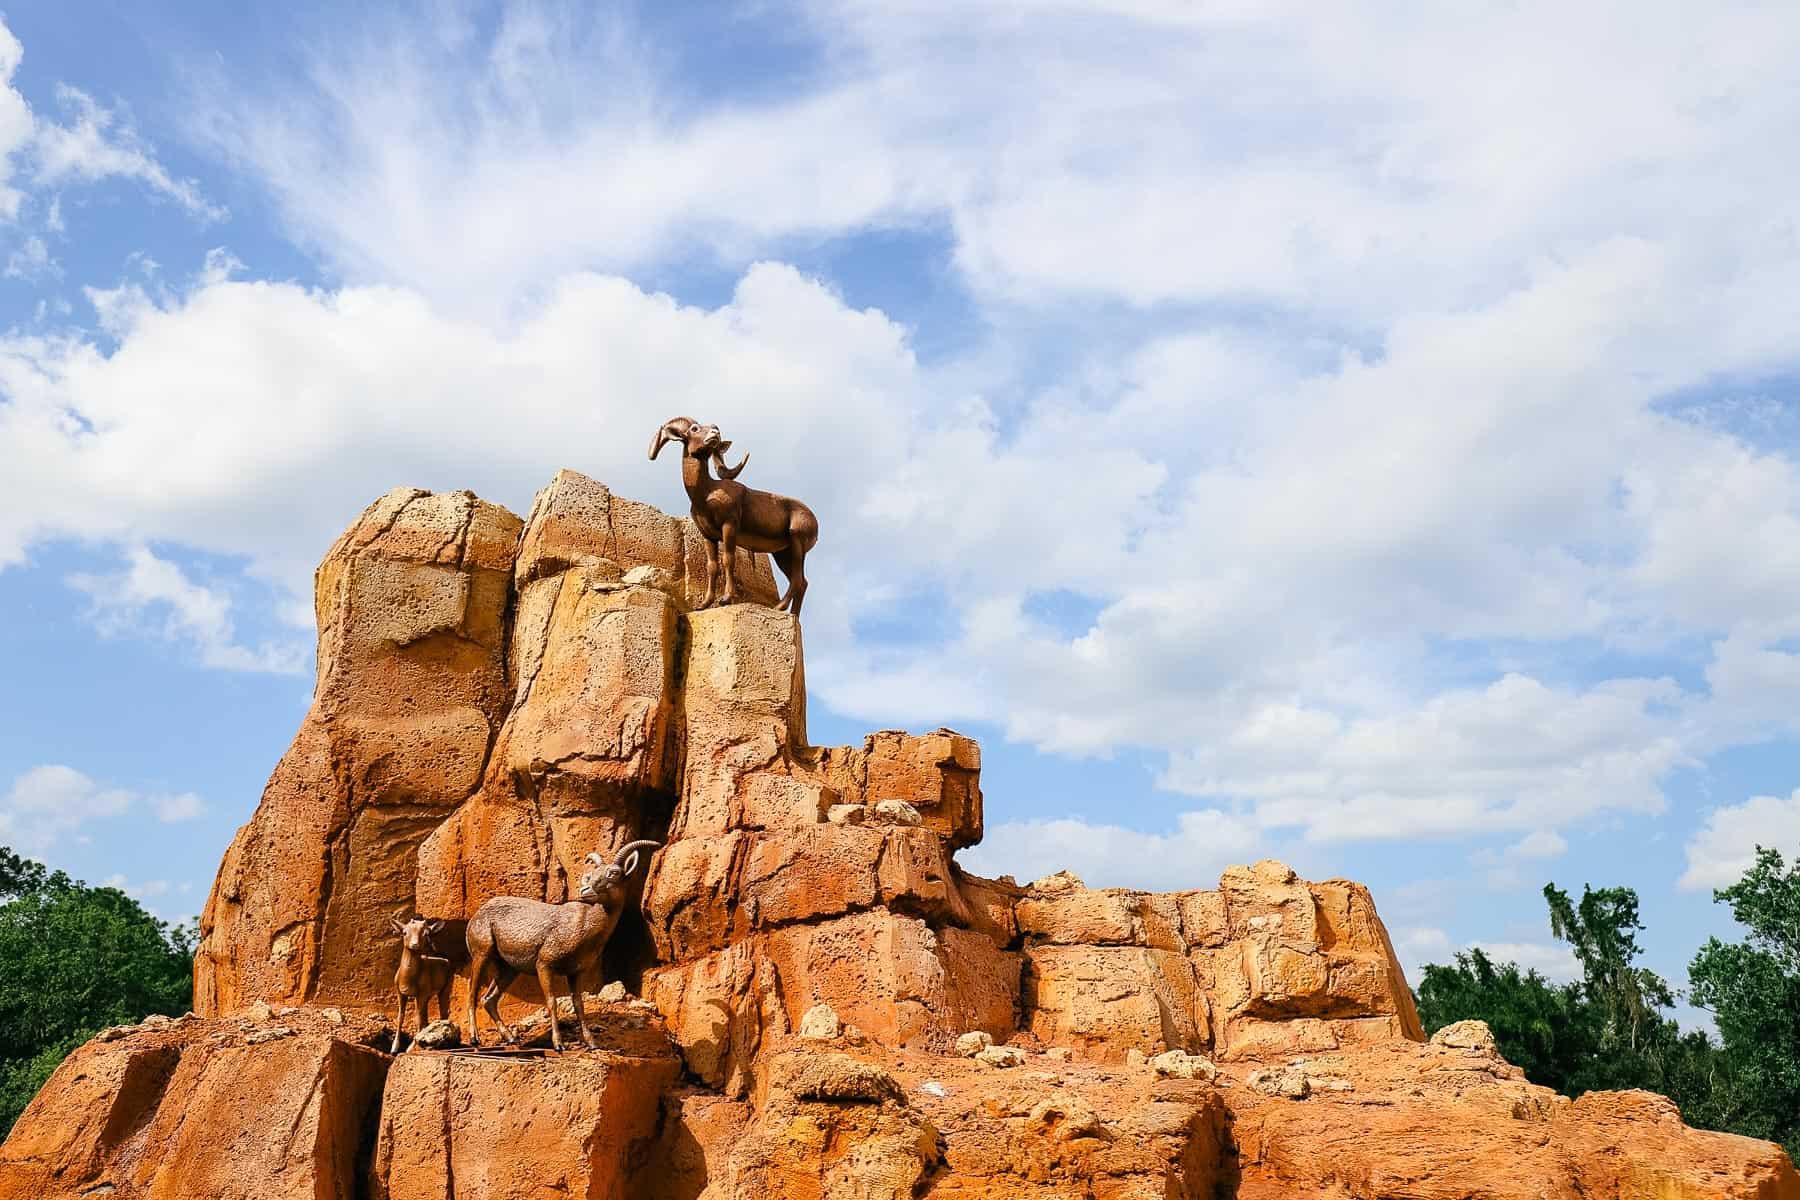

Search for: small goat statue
xmin=464 ymin=840 xmax=659 ymax=1052
xmin=390 ymin=916 xmax=455 ymax=1053
xmin=648 ymin=417 xmax=819 ymax=617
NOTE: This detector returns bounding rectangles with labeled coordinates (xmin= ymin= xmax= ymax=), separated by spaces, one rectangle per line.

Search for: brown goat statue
xmin=390 ymin=916 xmax=455 ymax=1053
xmin=648 ymin=417 xmax=819 ymax=617
xmin=464 ymin=840 xmax=659 ymax=1052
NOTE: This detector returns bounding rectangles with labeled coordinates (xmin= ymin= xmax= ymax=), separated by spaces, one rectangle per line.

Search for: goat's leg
xmin=786 ymin=547 xmax=809 ymax=618
xmin=484 ymin=968 xmax=517 ymax=1044
xmin=567 ymin=973 xmax=596 ymax=1049
xmin=466 ymin=955 xmax=489 ymax=1047
xmin=392 ymin=990 xmax=407 ymax=1054
xmin=719 ymin=522 xmax=739 ymax=605
xmin=537 ymin=963 xmax=565 ymax=1052
xmin=773 ymin=546 xmax=798 ymax=612
xmin=699 ymin=536 xmax=719 ymax=608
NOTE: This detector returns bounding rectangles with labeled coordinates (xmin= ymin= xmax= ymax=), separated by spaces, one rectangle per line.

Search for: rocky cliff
xmin=2 ymin=472 xmax=1794 ymax=1200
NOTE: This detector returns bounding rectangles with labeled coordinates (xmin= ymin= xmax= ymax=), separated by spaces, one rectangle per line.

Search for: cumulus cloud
xmin=0 ymin=765 xmax=134 ymax=854
xmin=962 ymin=808 xmax=1262 ymax=892
xmin=1679 ymin=791 xmax=1800 ymax=891
xmin=68 ymin=546 xmax=305 ymax=674
xmin=4 ymin=1 xmax=1800 ymax=872
xmin=1394 ymin=926 xmax=1581 ymax=987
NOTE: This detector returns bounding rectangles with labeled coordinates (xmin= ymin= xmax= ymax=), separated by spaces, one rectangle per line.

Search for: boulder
xmin=371 ymin=1042 xmax=681 ymax=1200
xmin=196 ymin=489 xmax=522 ymax=1015
xmin=0 ymin=1010 xmax=390 ymax=1200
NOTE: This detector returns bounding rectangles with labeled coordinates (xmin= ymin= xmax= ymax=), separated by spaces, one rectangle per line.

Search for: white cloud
xmin=3 ymin=234 xmax=54 ymax=280
xmin=1468 ymin=941 xmax=1582 ymax=984
xmin=1679 ymin=791 xmax=1800 ymax=892
xmin=963 ymin=808 xmax=1263 ymax=892
xmin=32 ymin=85 xmax=226 ymax=222
xmin=68 ymin=546 xmax=305 ymax=675
xmin=3 ymin=2 xmax=1800 ymax=871
xmin=151 ymin=792 xmax=205 ymax=823
xmin=0 ymin=765 xmax=134 ymax=855
xmin=102 ymin=874 xmax=170 ymax=899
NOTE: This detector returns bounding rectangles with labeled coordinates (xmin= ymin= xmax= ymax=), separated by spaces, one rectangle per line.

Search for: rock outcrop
xmin=7 ymin=473 xmax=1795 ymax=1200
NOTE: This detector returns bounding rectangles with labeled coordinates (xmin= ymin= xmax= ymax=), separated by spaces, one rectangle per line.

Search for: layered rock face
xmin=6 ymin=474 xmax=1795 ymax=1200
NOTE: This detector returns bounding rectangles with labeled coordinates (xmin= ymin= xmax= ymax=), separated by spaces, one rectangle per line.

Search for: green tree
xmin=1688 ymin=847 xmax=1800 ymax=1156
xmin=0 ymin=849 xmax=194 ymax=1135
xmin=1415 ymin=947 xmax=1594 ymax=1094
xmin=1541 ymin=881 xmax=1683 ymax=1094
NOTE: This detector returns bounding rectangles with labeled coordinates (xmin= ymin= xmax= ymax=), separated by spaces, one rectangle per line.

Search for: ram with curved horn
xmin=464 ymin=839 xmax=659 ymax=1051
xmin=649 ymin=416 xmax=819 ymax=616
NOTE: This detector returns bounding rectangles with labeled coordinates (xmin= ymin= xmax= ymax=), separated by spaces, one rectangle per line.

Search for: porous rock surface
xmin=6 ymin=474 xmax=1795 ymax=1199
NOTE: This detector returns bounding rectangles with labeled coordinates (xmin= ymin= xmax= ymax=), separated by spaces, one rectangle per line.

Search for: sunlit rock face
xmin=7 ymin=475 xmax=1790 ymax=1200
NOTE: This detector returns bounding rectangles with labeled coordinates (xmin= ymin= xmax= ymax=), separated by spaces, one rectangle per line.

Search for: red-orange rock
xmin=370 ymin=1042 xmax=680 ymax=1200
xmin=20 ymin=474 xmax=1793 ymax=1200
xmin=645 ymin=908 xmax=1019 ymax=1094
xmin=1230 ymin=1037 xmax=1800 ymax=1199
xmin=0 ymin=1009 xmax=390 ymax=1200
xmin=642 ymin=824 xmax=965 ymax=960
xmin=196 ymin=489 xmax=523 ymax=1016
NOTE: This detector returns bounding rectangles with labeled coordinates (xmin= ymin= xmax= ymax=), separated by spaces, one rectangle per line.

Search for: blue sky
xmin=2 ymin=1 xmax=1799 ymax=1018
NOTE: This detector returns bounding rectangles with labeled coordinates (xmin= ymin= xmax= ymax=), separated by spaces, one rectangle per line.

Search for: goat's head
xmin=576 ymin=840 xmax=661 ymax=903
xmin=649 ymin=417 xmax=746 ymax=477
xmin=390 ymin=915 xmax=444 ymax=953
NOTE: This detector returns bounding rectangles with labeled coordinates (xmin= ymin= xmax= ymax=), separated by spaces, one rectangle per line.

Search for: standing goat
xmin=390 ymin=916 xmax=455 ymax=1053
xmin=648 ymin=417 xmax=819 ymax=617
xmin=464 ymin=840 xmax=659 ymax=1052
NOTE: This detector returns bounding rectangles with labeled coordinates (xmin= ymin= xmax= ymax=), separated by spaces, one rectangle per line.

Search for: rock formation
xmin=3 ymin=472 xmax=1795 ymax=1200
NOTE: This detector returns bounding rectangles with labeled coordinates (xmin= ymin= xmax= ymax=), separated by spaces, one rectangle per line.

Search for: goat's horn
xmin=716 ymin=450 xmax=749 ymax=481
xmin=648 ymin=417 xmax=695 ymax=461
xmin=613 ymin=840 xmax=661 ymax=869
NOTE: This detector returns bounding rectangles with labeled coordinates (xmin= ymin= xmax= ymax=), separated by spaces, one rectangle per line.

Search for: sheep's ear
xmin=623 ymin=851 xmax=641 ymax=878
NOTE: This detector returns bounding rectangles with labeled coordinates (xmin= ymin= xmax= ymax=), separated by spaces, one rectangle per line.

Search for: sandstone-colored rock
xmin=642 ymin=824 xmax=966 ymax=961
xmin=645 ymin=908 xmax=1019 ymax=1094
xmin=668 ymin=605 xmax=808 ymax=840
xmin=1231 ymin=1038 xmax=1800 ymax=1198
xmin=975 ymin=1044 xmax=1025 ymax=1068
xmin=799 ymin=1002 xmax=841 ymax=1041
xmin=1152 ymin=1050 xmax=1218 ymax=1081
xmin=370 ymin=1037 xmax=681 ymax=1200
xmin=1023 ymin=944 xmax=1210 ymax=1061
xmin=197 ymin=489 xmax=522 ymax=1016
xmin=0 ymin=1010 xmax=390 ymax=1200
xmin=1430 ymin=1017 xmax=1499 ymax=1055
xmin=871 ymin=797 xmax=923 ymax=826
xmin=412 ymin=1018 xmax=461 ymax=1049
xmin=1247 ymin=1064 xmax=1312 ymax=1098
xmin=955 ymin=1030 xmax=995 ymax=1057
xmin=795 ymin=728 xmax=984 ymax=848
xmin=718 ymin=1050 xmax=938 ymax=1200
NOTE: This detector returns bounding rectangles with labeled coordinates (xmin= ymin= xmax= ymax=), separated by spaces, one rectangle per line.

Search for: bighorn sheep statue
xmin=648 ymin=417 xmax=819 ymax=617
xmin=389 ymin=916 xmax=454 ymax=1053
xmin=464 ymin=840 xmax=659 ymax=1051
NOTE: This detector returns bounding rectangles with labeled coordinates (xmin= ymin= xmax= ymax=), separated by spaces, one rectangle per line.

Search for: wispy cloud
xmin=68 ymin=546 xmax=305 ymax=675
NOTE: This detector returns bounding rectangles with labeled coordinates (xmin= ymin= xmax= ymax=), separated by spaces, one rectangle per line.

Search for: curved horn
xmin=613 ymin=839 xmax=661 ymax=870
xmin=648 ymin=417 xmax=695 ymax=461
xmin=715 ymin=450 xmax=749 ymax=481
